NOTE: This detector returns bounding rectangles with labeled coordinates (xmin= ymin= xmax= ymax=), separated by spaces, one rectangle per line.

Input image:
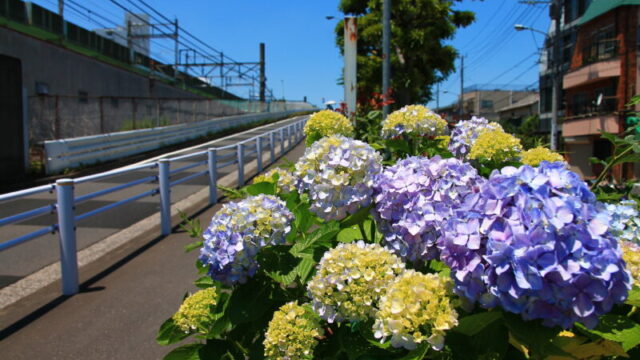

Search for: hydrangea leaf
xmin=340 ymin=205 xmax=373 ymax=228
xmin=256 ymin=245 xmax=299 ymax=285
xmin=447 ymin=315 xmax=509 ymax=360
xmin=194 ymin=276 xmax=215 ymax=289
xmin=244 ymin=181 xmax=276 ymax=196
xmin=163 ymin=343 xmax=204 ymax=360
xmin=338 ymin=226 xmax=363 ymax=243
xmin=396 ymin=342 xmax=429 ymax=360
xmin=452 ymin=310 xmax=503 ymax=336
xmin=504 ymin=313 xmax=569 ymax=358
xmin=226 ymin=277 xmax=275 ymax=324
xmin=290 ymin=221 xmax=340 ymax=257
xmin=626 ymin=287 xmax=640 ymax=307
xmin=156 ymin=317 xmax=190 ymax=345
xmin=577 ymin=314 xmax=640 ymax=351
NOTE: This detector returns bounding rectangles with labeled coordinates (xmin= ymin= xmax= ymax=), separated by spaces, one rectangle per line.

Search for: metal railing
xmin=0 ymin=118 xmax=306 ymax=295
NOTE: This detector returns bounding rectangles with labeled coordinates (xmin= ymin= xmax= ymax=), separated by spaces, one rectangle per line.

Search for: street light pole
xmin=382 ymin=0 xmax=391 ymax=119
xmin=550 ymin=0 xmax=561 ymax=150
xmin=459 ymin=55 xmax=464 ymax=119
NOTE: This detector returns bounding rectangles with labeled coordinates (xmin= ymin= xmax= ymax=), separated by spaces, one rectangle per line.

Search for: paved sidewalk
xmin=0 ymin=141 xmax=307 ymax=359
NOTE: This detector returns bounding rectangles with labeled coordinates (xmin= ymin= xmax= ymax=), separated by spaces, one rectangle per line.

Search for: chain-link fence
xmin=28 ymin=95 xmax=314 ymax=143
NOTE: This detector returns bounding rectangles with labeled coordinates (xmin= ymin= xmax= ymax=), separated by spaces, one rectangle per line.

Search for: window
xmin=481 ymin=100 xmax=493 ymax=109
xmin=78 ymin=91 xmax=88 ymax=103
xmin=583 ymin=25 xmax=617 ymax=64
xmin=571 ymin=92 xmax=588 ymax=115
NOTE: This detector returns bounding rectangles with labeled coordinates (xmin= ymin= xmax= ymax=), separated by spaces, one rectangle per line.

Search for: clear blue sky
xmin=32 ymin=0 xmax=549 ymax=107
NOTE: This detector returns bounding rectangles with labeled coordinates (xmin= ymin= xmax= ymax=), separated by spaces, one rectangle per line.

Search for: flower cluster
xmin=295 ymin=136 xmax=382 ymax=221
xmin=253 ymin=168 xmax=298 ymax=193
xmin=381 ymin=105 xmax=448 ymax=139
xmin=438 ymin=162 xmax=631 ymax=328
xmin=373 ymin=156 xmax=484 ymax=262
xmin=468 ymin=129 xmax=522 ymax=163
xmin=264 ymin=302 xmax=322 ymax=360
xmin=307 ymin=241 xmax=405 ymax=323
xmin=172 ymin=287 xmax=217 ymax=333
xmin=520 ymin=147 xmax=565 ymax=167
xmin=604 ymin=200 xmax=640 ymax=244
xmin=304 ymin=110 xmax=354 ymax=145
xmin=373 ymin=271 xmax=458 ymax=351
xmin=199 ymin=195 xmax=293 ymax=285
xmin=448 ymin=116 xmax=503 ymax=159
xmin=621 ymin=241 xmax=640 ymax=285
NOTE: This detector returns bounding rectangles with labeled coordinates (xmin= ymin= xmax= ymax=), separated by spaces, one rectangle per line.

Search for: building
xmin=496 ymin=93 xmax=540 ymax=126
xmin=561 ymin=0 xmax=640 ymax=179
xmin=539 ymin=0 xmax=593 ymax=136
xmin=435 ymin=86 xmax=537 ymax=123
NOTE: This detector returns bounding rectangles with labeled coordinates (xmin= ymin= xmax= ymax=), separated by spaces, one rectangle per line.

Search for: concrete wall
xmin=0 ymin=27 xmax=200 ymax=99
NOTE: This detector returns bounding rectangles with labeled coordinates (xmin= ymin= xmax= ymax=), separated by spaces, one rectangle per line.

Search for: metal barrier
xmin=43 ymin=109 xmax=309 ymax=175
xmin=0 ymin=118 xmax=307 ymax=295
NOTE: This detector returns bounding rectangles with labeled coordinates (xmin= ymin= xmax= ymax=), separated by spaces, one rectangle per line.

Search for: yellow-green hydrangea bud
xmin=373 ymin=270 xmax=458 ymax=351
xmin=381 ymin=105 xmax=448 ymax=139
xmin=468 ymin=129 xmax=522 ymax=163
xmin=622 ymin=240 xmax=640 ymax=285
xmin=304 ymin=110 xmax=354 ymax=145
xmin=253 ymin=168 xmax=297 ymax=193
xmin=264 ymin=301 xmax=323 ymax=360
xmin=172 ymin=287 xmax=217 ymax=333
xmin=521 ymin=146 xmax=565 ymax=167
xmin=307 ymin=241 xmax=405 ymax=323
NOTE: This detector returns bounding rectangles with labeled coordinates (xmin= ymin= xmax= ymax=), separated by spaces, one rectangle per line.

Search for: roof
xmin=579 ymin=0 xmax=640 ymax=25
xmin=496 ymin=93 xmax=539 ymax=113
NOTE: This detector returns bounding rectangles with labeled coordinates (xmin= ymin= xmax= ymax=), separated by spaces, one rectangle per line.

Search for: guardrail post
xmin=256 ymin=136 xmax=263 ymax=173
xmin=280 ymin=128 xmax=285 ymax=156
xmin=55 ymin=179 xmax=79 ymax=296
xmin=237 ymin=143 xmax=245 ymax=186
xmin=289 ymin=124 xmax=294 ymax=149
xmin=207 ymin=148 xmax=217 ymax=205
xmin=158 ymin=159 xmax=171 ymax=235
xmin=269 ymin=131 xmax=275 ymax=164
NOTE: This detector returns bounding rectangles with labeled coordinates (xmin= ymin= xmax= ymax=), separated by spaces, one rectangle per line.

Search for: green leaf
xmin=256 ymin=245 xmax=299 ymax=285
xmin=196 ymin=259 xmax=208 ymax=275
xmin=194 ymin=276 xmax=215 ymax=289
xmin=452 ymin=310 xmax=503 ymax=336
xmin=504 ymin=313 xmax=569 ymax=358
xmin=245 ymin=181 xmax=276 ymax=196
xmin=338 ymin=226 xmax=363 ymax=243
xmin=295 ymin=257 xmax=317 ymax=284
xmin=226 ymin=277 xmax=275 ymax=325
xmin=163 ymin=343 xmax=204 ymax=360
xmin=397 ymin=342 xmax=429 ymax=360
xmin=184 ymin=240 xmax=203 ymax=253
xmin=578 ymin=314 xmax=640 ymax=351
xmin=157 ymin=317 xmax=190 ymax=345
xmin=294 ymin=204 xmax=313 ymax=233
xmin=385 ymin=139 xmax=411 ymax=156
xmin=291 ymin=221 xmax=340 ymax=257
xmin=448 ymin=313 xmax=509 ymax=360
xmin=626 ymin=287 xmax=640 ymax=307
xmin=341 ymin=205 xmax=373 ymax=228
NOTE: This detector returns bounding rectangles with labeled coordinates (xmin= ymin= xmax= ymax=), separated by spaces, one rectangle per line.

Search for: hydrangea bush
xmin=159 ymin=110 xmax=640 ymax=360
xmin=381 ymin=105 xmax=448 ymax=139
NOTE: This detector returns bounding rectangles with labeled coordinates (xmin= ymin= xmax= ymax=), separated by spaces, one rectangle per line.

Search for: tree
xmin=336 ymin=0 xmax=474 ymax=107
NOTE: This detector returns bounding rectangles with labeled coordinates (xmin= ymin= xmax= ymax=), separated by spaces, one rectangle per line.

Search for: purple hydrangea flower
xmin=199 ymin=195 xmax=293 ymax=285
xmin=448 ymin=116 xmax=503 ymax=159
xmin=438 ymin=162 xmax=631 ymax=328
xmin=373 ymin=156 xmax=484 ymax=262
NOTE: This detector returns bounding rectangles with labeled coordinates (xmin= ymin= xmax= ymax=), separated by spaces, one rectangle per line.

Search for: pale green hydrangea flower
xmin=307 ymin=241 xmax=405 ymax=323
xmin=373 ymin=271 xmax=458 ymax=351
xmin=468 ymin=128 xmax=522 ymax=163
xmin=304 ymin=110 xmax=354 ymax=145
xmin=521 ymin=146 xmax=564 ymax=166
xmin=381 ymin=104 xmax=448 ymax=139
xmin=253 ymin=168 xmax=297 ymax=193
xmin=172 ymin=287 xmax=217 ymax=333
xmin=264 ymin=301 xmax=323 ymax=360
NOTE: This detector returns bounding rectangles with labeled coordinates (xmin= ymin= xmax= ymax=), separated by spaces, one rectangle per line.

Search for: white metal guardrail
xmin=44 ymin=109 xmax=309 ymax=174
xmin=0 ymin=118 xmax=307 ymax=295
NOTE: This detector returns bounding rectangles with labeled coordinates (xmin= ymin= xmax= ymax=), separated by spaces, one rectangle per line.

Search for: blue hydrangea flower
xmin=603 ymin=200 xmax=640 ymax=244
xmin=372 ymin=156 xmax=484 ymax=262
xmin=448 ymin=116 xmax=503 ymax=159
xmin=199 ymin=194 xmax=293 ymax=285
xmin=438 ymin=162 xmax=631 ymax=328
xmin=295 ymin=135 xmax=382 ymax=221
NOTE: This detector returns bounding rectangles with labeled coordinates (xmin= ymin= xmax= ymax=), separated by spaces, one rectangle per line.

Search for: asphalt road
xmin=0 ymin=141 xmax=308 ymax=359
xmin=0 ymin=115 xmax=306 ymax=288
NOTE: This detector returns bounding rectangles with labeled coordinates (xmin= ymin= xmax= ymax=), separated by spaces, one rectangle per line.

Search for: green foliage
xmin=498 ymin=115 xmax=548 ymax=150
xmin=336 ymin=0 xmax=475 ymax=107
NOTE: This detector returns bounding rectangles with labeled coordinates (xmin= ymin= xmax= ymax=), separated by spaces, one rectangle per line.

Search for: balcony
xmin=563 ymin=58 xmax=621 ymax=89
xmin=562 ymin=114 xmax=620 ymax=137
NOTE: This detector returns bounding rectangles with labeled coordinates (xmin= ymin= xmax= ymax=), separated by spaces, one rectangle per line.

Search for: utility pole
xmin=344 ymin=16 xmax=358 ymax=119
xmin=550 ymin=0 xmax=561 ymax=150
xmin=259 ymin=43 xmax=266 ymax=102
xmin=382 ymin=0 xmax=391 ymax=118
xmin=436 ymin=82 xmax=440 ymax=110
xmin=174 ymin=18 xmax=179 ymax=79
xmin=58 ymin=0 xmax=64 ymax=17
xmin=459 ymin=55 xmax=464 ymax=119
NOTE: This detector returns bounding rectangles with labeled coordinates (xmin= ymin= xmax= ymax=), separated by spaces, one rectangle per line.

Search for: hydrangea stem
xmin=591 ymin=146 xmax=633 ymax=190
xmin=358 ymin=222 xmax=369 ymax=243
